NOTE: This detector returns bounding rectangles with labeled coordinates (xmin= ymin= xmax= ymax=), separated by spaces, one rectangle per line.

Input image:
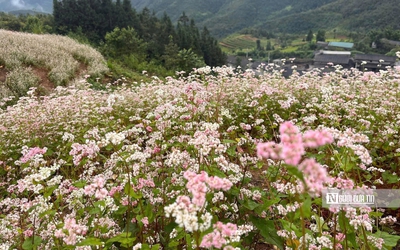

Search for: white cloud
xmin=11 ymin=0 xmax=26 ymax=9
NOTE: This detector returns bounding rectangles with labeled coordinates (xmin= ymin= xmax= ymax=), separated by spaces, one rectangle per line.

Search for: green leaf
xmin=39 ymin=209 xmax=56 ymax=219
xmin=375 ymin=231 xmax=400 ymax=247
xmin=124 ymin=183 xmax=142 ymax=199
xmin=77 ymin=237 xmax=103 ymax=246
xmin=106 ymin=233 xmax=136 ymax=248
xmin=43 ymin=185 xmax=58 ymax=198
xmin=286 ymin=165 xmax=305 ymax=182
xmin=168 ymin=241 xmax=180 ymax=248
xmin=346 ymin=232 xmax=357 ymax=248
xmin=185 ymin=234 xmax=192 ymax=249
xmin=301 ymin=196 xmax=311 ymax=218
xmin=226 ymin=146 xmax=236 ymax=157
xmin=222 ymin=139 xmax=237 ymax=144
xmin=255 ymin=197 xmax=281 ymax=214
xmin=280 ymin=219 xmax=301 ymax=235
xmin=72 ymin=180 xmax=87 ymax=188
xmin=382 ymin=171 xmax=399 ymax=184
xmin=151 ymin=244 xmax=160 ymax=250
xmin=229 ymin=186 xmax=240 ymax=196
xmin=250 ymin=216 xmax=284 ymax=250
xmin=22 ymin=236 xmax=42 ymax=250
xmin=89 ymin=207 xmax=101 ymax=215
xmin=115 ymin=205 xmax=128 ymax=215
xmin=243 ymin=199 xmax=260 ymax=210
xmin=164 ymin=221 xmax=178 ymax=235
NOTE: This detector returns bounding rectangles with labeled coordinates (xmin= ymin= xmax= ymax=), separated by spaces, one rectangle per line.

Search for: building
xmin=380 ymin=38 xmax=400 ymax=47
xmin=313 ymin=50 xmax=353 ymax=68
xmin=354 ymin=54 xmax=397 ymax=71
xmin=328 ymin=41 xmax=354 ymax=50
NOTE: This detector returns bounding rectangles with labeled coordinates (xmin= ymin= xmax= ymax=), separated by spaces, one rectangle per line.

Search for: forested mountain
xmin=1 ymin=0 xmax=400 ymax=37
xmin=131 ymin=0 xmax=336 ymax=37
xmin=132 ymin=0 xmax=400 ymax=37
xmin=258 ymin=0 xmax=400 ymax=34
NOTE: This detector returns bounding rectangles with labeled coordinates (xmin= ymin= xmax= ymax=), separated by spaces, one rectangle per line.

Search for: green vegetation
xmin=130 ymin=0 xmax=400 ymax=37
xmin=0 ymin=1 xmax=226 ymax=82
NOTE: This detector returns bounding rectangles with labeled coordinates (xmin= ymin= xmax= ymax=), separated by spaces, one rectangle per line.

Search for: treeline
xmin=0 ymin=1 xmax=226 ymax=78
xmin=52 ymin=0 xmax=225 ymax=70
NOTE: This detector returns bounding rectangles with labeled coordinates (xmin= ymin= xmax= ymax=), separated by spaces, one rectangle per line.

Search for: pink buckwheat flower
xmin=95 ymin=188 xmax=108 ymax=200
xmin=302 ymin=130 xmax=334 ymax=148
xmin=20 ymin=147 xmax=47 ymax=163
xmin=200 ymin=222 xmax=238 ymax=249
xmin=141 ymin=217 xmax=149 ymax=227
xmin=256 ymin=142 xmax=282 ymax=160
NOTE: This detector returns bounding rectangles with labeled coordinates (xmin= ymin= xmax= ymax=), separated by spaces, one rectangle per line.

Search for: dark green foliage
xmin=306 ymin=30 xmax=313 ymax=42
xmin=200 ymin=26 xmax=226 ymax=66
xmin=162 ymin=37 xmax=180 ymax=70
xmin=50 ymin=0 xmax=226 ymax=73
xmin=0 ymin=12 xmax=53 ymax=33
xmin=132 ymin=0 xmax=400 ymax=36
xmin=102 ymin=27 xmax=147 ymax=59
xmin=131 ymin=0 xmax=336 ymax=37
xmin=316 ymin=30 xmax=326 ymax=42
xmin=266 ymin=41 xmax=272 ymax=51
xmin=256 ymin=39 xmax=262 ymax=50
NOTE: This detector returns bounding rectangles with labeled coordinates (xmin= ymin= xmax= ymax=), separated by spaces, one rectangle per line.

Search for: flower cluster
xmin=0 ymin=62 xmax=398 ymax=249
xmin=257 ymin=121 xmax=333 ymax=193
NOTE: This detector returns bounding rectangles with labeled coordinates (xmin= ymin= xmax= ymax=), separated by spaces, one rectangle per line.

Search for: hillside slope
xmin=132 ymin=0 xmax=335 ymax=37
xmin=0 ymin=29 xmax=108 ymax=102
xmin=2 ymin=0 xmax=400 ymax=37
xmin=259 ymin=0 xmax=400 ymax=33
xmin=132 ymin=0 xmax=400 ymax=36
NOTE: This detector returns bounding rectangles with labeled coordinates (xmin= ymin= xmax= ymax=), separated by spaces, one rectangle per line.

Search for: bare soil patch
xmin=32 ymin=67 xmax=55 ymax=91
xmin=76 ymin=62 xmax=88 ymax=78
xmin=0 ymin=65 xmax=7 ymax=82
xmin=219 ymin=42 xmax=235 ymax=49
xmin=242 ymin=35 xmax=258 ymax=41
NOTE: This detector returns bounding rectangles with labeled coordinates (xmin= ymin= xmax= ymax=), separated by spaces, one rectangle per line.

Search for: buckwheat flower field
xmin=1 ymin=59 xmax=400 ymax=249
xmin=0 ymin=29 xmax=108 ymax=100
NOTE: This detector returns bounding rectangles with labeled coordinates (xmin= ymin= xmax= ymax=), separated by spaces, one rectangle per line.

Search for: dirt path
xmin=0 ymin=62 xmax=89 ymax=94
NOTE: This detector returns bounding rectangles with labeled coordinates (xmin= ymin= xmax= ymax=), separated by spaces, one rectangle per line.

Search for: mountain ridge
xmin=131 ymin=0 xmax=400 ymax=37
xmin=1 ymin=0 xmax=400 ymax=38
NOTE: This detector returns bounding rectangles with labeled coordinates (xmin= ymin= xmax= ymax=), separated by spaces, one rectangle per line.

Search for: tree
xmin=316 ymin=30 xmax=325 ymax=42
xmin=102 ymin=27 xmax=147 ymax=59
xmin=256 ymin=39 xmax=262 ymax=50
xmin=177 ymin=48 xmax=206 ymax=73
xmin=306 ymin=30 xmax=313 ymax=42
xmin=266 ymin=40 xmax=272 ymax=51
xmin=161 ymin=37 xmax=180 ymax=70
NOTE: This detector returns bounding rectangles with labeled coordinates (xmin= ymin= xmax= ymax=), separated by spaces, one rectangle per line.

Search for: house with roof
xmin=327 ymin=41 xmax=354 ymax=50
xmin=313 ymin=50 xmax=354 ymax=68
xmin=354 ymin=54 xmax=397 ymax=71
xmin=380 ymin=38 xmax=400 ymax=48
xmin=316 ymin=41 xmax=354 ymax=50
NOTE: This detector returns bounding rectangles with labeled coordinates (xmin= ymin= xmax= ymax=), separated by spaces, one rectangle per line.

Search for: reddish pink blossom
xmin=302 ymin=130 xmax=334 ymax=148
xmin=20 ymin=147 xmax=47 ymax=163
xmin=23 ymin=229 xmax=33 ymax=237
xmin=200 ymin=222 xmax=238 ymax=249
xmin=141 ymin=217 xmax=149 ymax=227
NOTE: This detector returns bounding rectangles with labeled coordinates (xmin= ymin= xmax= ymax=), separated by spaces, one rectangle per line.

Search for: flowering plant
xmin=1 ymin=60 xmax=400 ymax=249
